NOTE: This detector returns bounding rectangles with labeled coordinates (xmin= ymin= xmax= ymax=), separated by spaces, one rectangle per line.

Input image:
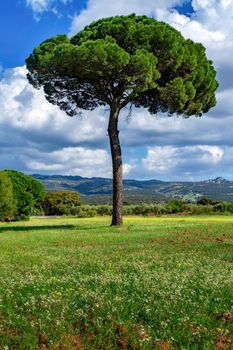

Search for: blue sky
xmin=0 ymin=0 xmax=86 ymax=68
xmin=0 ymin=0 xmax=233 ymax=181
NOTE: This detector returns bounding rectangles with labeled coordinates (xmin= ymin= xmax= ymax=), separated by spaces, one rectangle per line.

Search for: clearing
xmin=0 ymin=216 xmax=232 ymax=349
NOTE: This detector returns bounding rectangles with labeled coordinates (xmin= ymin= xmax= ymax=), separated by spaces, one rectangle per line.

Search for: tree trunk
xmin=108 ymin=103 xmax=123 ymax=226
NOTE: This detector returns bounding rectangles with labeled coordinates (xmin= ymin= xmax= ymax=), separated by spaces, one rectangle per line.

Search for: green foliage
xmin=44 ymin=191 xmax=81 ymax=215
xmin=0 ymin=172 xmax=15 ymax=221
xmin=75 ymin=206 xmax=97 ymax=218
xmin=213 ymin=201 xmax=233 ymax=213
xmin=71 ymin=201 xmax=233 ymax=217
xmin=96 ymin=205 xmax=112 ymax=216
xmin=3 ymin=170 xmax=45 ymax=219
xmin=197 ymin=196 xmax=221 ymax=206
xmin=26 ymin=14 xmax=218 ymax=117
xmin=166 ymin=199 xmax=186 ymax=213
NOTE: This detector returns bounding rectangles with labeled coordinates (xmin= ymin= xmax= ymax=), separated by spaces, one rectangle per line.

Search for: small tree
xmin=26 ymin=14 xmax=218 ymax=225
xmin=0 ymin=172 xmax=15 ymax=221
xmin=197 ymin=196 xmax=220 ymax=206
xmin=44 ymin=190 xmax=81 ymax=215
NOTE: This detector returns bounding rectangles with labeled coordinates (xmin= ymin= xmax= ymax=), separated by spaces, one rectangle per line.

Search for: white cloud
xmin=142 ymin=146 xmax=178 ymax=173
xmin=0 ymin=66 xmax=107 ymax=145
xmin=156 ymin=9 xmax=225 ymax=46
xmin=27 ymin=147 xmax=111 ymax=176
xmin=141 ymin=145 xmax=225 ymax=180
xmin=0 ymin=66 xmax=112 ymax=176
xmin=25 ymin=0 xmax=70 ymax=16
xmin=212 ymin=89 xmax=233 ymax=117
xmin=1 ymin=0 xmax=233 ymax=180
xmin=123 ymin=163 xmax=135 ymax=175
xmin=197 ymin=145 xmax=224 ymax=163
xmin=1 ymin=63 xmax=233 ymax=180
xmin=69 ymin=0 xmax=186 ymax=34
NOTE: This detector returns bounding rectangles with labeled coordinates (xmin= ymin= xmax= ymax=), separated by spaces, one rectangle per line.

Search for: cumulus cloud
xmin=26 ymin=147 xmax=112 ymax=176
xmin=69 ymin=0 xmax=186 ymax=34
xmin=1 ymin=0 xmax=233 ymax=180
xmin=140 ymin=145 xmax=225 ymax=180
xmin=0 ymin=66 xmax=108 ymax=148
xmin=0 ymin=66 xmax=110 ymax=174
xmin=0 ymin=62 xmax=233 ymax=180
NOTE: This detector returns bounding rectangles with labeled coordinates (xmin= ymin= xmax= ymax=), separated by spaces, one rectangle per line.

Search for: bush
xmin=96 ymin=205 xmax=112 ymax=216
xmin=123 ymin=206 xmax=133 ymax=215
xmin=44 ymin=191 xmax=81 ymax=215
xmin=166 ymin=200 xmax=186 ymax=213
xmin=73 ymin=206 xmax=97 ymax=217
xmin=197 ymin=196 xmax=221 ymax=206
xmin=189 ymin=204 xmax=214 ymax=215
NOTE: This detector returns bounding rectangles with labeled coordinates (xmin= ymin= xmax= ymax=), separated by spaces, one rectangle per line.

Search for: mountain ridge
xmin=32 ymin=174 xmax=233 ymax=203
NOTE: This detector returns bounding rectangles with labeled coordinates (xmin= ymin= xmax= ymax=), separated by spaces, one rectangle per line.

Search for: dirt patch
xmin=55 ymin=333 xmax=84 ymax=350
xmin=216 ymin=237 xmax=224 ymax=243
xmin=216 ymin=312 xmax=233 ymax=324
xmin=116 ymin=324 xmax=129 ymax=335
xmin=38 ymin=334 xmax=49 ymax=348
xmin=154 ymin=339 xmax=170 ymax=350
xmin=117 ymin=336 xmax=130 ymax=348
xmin=216 ymin=336 xmax=232 ymax=349
xmin=115 ymin=324 xmax=129 ymax=348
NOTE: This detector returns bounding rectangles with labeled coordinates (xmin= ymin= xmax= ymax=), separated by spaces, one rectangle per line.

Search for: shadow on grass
xmin=0 ymin=224 xmax=111 ymax=233
xmin=0 ymin=225 xmax=78 ymax=232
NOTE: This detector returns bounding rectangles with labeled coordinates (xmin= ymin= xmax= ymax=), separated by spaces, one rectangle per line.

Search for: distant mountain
xmin=32 ymin=174 xmax=233 ymax=203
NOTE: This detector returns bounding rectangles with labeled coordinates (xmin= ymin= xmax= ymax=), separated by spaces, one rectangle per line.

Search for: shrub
xmin=96 ymin=205 xmax=112 ymax=216
xmin=197 ymin=196 xmax=221 ymax=206
xmin=123 ymin=206 xmax=133 ymax=216
xmin=166 ymin=200 xmax=186 ymax=213
xmin=44 ymin=191 xmax=81 ymax=216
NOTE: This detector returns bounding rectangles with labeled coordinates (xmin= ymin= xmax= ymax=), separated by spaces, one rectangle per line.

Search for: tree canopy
xmin=26 ymin=14 xmax=218 ymax=117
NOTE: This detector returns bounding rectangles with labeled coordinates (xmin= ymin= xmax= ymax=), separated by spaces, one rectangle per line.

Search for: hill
xmin=32 ymin=175 xmax=233 ymax=203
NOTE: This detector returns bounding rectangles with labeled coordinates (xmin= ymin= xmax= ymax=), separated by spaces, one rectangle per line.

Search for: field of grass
xmin=0 ymin=216 xmax=232 ymax=350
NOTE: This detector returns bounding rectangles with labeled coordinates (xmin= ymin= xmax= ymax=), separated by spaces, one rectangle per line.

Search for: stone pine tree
xmin=26 ymin=14 xmax=218 ymax=225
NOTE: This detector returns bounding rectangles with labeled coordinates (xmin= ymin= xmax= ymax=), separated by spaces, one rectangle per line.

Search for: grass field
xmin=0 ymin=216 xmax=232 ymax=350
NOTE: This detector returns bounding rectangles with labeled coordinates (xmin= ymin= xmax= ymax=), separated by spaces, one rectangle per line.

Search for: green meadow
xmin=0 ymin=216 xmax=232 ymax=349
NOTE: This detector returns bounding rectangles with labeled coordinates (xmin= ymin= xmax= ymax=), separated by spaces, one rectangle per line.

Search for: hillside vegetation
xmin=33 ymin=174 xmax=233 ymax=203
xmin=3 ymin=171 xmax=233 ymax=220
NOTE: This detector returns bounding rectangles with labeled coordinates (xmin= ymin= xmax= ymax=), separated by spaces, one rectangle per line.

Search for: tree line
xmin=47 ymin=200 xmax=233 ymax=218
xmin=1 ymin=170 xmax=233 ymax=222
